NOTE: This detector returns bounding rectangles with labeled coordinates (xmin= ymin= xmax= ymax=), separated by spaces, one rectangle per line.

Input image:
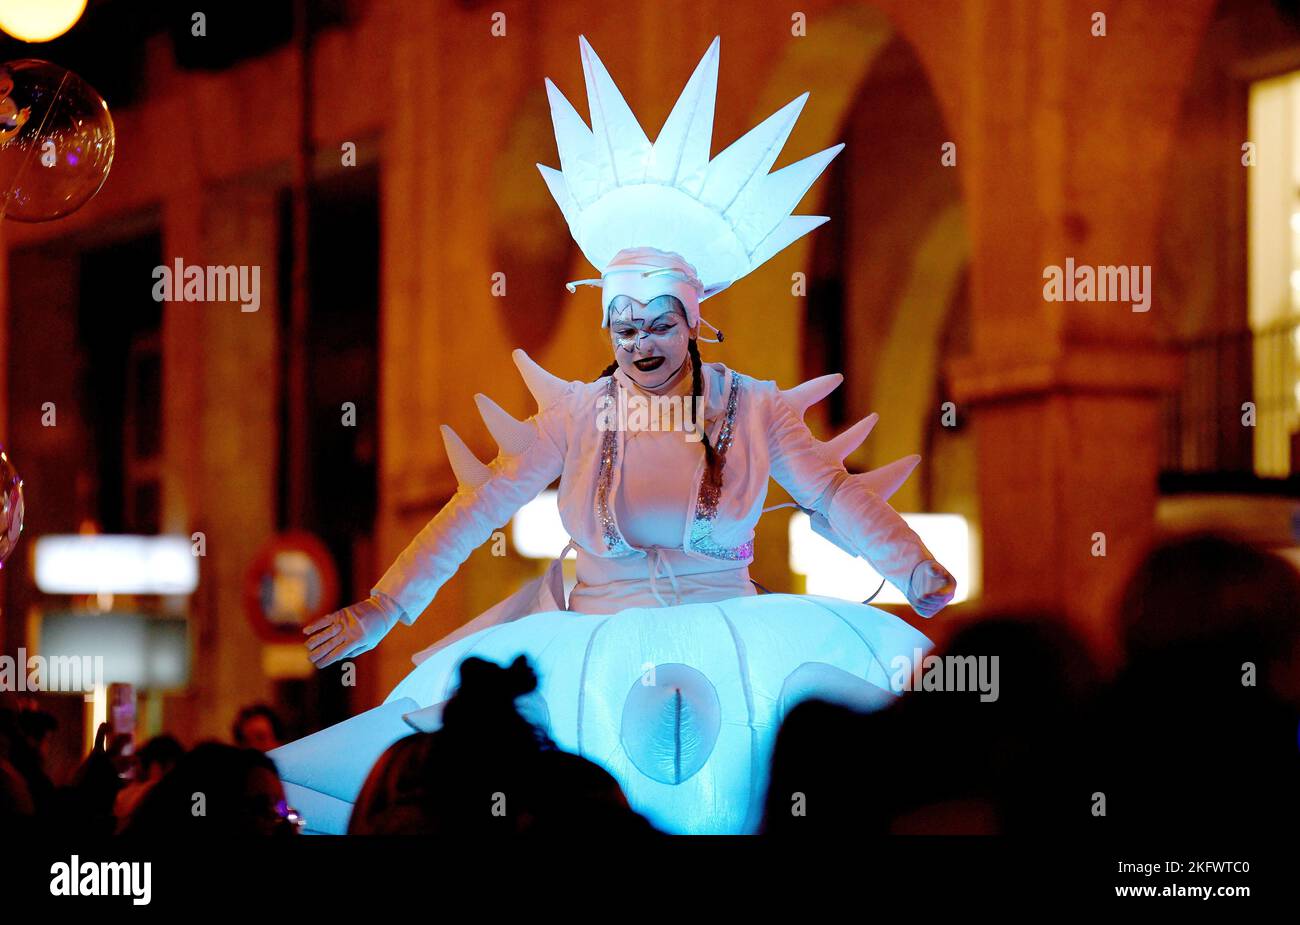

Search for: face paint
xmin=608 ymin=294 xmax=694 ymax=390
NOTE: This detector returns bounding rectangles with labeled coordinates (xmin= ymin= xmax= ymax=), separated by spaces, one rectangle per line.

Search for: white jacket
xmin=374 ymin=349 xmax=935 ymax=625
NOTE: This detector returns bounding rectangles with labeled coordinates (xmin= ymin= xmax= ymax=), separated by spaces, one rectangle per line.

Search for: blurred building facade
xmin=2 ymin=0 xmax=1298 ymax=755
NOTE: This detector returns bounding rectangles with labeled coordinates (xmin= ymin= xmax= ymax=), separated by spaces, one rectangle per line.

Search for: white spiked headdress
xmin=538 ymin=35 xmax=844 ymax=329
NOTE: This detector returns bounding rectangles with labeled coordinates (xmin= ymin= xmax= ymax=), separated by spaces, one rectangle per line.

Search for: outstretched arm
xmin=372 ymin=432 xmax=565 ymax=621
xmin=306 ymin=354 xmax=574 ymax=667
xmin=306 ymin=427 xmax=565 ymax=668
xmin=764 ymin=379 xmax=955 ymax=617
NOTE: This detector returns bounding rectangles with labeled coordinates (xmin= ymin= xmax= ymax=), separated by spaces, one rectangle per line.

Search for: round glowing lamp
xmin=0 ymin=0 xmax=87 ymax=43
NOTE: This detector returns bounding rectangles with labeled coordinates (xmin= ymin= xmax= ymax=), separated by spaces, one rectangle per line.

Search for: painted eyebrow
xmin=612 ymin=312 xmax=676 ymax=328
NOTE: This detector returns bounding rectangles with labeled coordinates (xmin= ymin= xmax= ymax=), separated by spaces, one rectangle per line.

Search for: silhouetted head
xmin=1100 ymin=534 xmax=1300 ymax=833
xmin=1119 ymin=532 xmax=1300 ymax=657
xmin=123 ymin=742 xmax=295 ymax=836
xmin=350 ymin=656 xmax=652 ymax=836
xmin=136 ymin=734 xmax=185 ymax=782
xmin=348 ymin=732 xmax=441 ymax=835
xmin=761 ymin=615 xmax=1099 ymax=836
xmin=232 ymin=703 xmax=286 ymax=752
xmin=441 ymin=655 xmax=553 ymax=752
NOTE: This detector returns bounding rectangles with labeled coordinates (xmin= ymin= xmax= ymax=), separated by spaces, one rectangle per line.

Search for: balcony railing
xmin=1160 ymin=319 xmax=1298 ymax=481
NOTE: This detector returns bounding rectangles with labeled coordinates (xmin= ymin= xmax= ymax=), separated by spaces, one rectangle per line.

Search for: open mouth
xmin=633 ymin=356 xmax=666 ymax=372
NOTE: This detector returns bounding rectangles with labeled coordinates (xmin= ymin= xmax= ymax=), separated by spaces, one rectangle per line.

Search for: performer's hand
xmin=304 ymin=593 xmax=405 ymax=669
xmin=907 ymin=559 xmax=956 ymax=618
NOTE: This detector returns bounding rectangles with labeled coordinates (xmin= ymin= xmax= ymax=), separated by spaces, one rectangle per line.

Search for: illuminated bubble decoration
xmin=0 ymin=447 xmax=23 ymax=567
xmin=0 ymin=1 xmax=87 ymax=43
xmin=0 ymin=59 xmax=114 ymax=222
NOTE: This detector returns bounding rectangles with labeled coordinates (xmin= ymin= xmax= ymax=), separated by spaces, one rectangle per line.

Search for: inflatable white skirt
xmin=271 ymin=592 xmax=932 ymax=835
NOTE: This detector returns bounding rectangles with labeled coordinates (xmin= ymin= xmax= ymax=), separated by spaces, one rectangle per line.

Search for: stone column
xmin=940 ymin=0 xmax=1214 ymax=660
xmin=161 ymin=186 xmax=280 ymax=739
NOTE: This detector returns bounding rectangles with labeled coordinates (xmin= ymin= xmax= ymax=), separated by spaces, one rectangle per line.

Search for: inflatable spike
xmin=844 ymin=455 xmax=921 ymax=502
xmin=779 ymin=373 xmax=843 ymax=418
xmin=440 ymin=424 xmax=491 ymax=490
xmin=818 ymin=413 xmax=879 ymax=463
xmin=474 ymin=393 xmax=537 ymax=456
xmin=512 ymin=348 xmax=570 ymax=411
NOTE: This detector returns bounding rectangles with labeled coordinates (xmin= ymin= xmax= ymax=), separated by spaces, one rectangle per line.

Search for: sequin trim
xmin=688 ymin=371 xmax=754 ymax=560
xmin=594 ymin=375 xmax=637 ymax=557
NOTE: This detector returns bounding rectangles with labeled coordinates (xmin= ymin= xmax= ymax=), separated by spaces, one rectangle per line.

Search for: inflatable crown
xmin=537 ymin=35 xmax=844 ymax=326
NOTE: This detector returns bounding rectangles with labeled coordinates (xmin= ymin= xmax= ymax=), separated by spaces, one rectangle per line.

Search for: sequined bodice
xmin=613 ymin=369 xmax=703 ymax=549
xmin=594 ymin=367 xmax=753 ymax=562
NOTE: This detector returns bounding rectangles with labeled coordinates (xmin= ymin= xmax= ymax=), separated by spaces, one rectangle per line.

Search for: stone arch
xmin=777 ymin=6 xmax=972 ymax=517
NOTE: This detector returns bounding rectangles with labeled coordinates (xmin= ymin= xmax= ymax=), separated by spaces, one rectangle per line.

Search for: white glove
xmin=304 ymin=592 xmax=406 ymax=668
xmin=907 ymin=559 xmax=956 ymax=619
xmin=823 ymin=479 xmax=957 ymax=619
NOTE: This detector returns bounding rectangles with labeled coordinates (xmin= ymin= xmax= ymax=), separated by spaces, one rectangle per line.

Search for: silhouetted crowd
xmin=2 ymin=532 xmax=1297 ymax=836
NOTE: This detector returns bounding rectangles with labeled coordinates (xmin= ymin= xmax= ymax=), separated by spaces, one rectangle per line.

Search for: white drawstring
xmin=555 ymin=538 xmax=578 ymax=563
xmin=760 ymin=501 xmax=803 ymax=515
xmin=646 ymin=547 xmax=683 ymax=607
xmin=696 ymin=317 xmax=725 ymax=343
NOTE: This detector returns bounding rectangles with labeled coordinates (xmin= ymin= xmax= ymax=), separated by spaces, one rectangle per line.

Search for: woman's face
xmin=608 ymin=294 xmax=694 ymax=389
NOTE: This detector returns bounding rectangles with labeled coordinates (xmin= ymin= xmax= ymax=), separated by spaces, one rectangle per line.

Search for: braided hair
xmin=687 ymin=337 xmax=724 ymax=490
